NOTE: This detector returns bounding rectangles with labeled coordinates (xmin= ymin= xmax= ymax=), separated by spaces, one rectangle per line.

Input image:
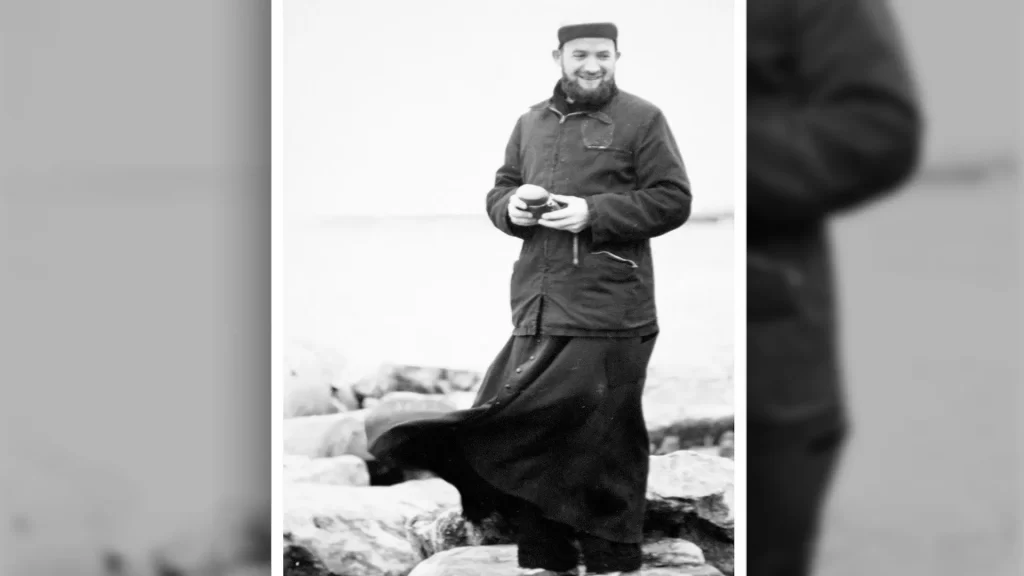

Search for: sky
xmin=284 ymin=0 xmax=737 ymax=218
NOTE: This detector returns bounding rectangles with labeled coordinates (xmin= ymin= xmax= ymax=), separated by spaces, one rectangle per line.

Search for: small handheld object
xmin=516 ymin=184 xmax=567 ymax=218
xmin=524 ymin=198 xmax=568 ymax=217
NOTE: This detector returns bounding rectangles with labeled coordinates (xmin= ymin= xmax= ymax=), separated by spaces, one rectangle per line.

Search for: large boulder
xmin=283 ymin=410 xmax=373 ymax=460
xmin=284 ymin=479 xmax=461 ymax=576
xmin=406 ymin=542 xmax=722 ymax=576
xmin=645 ymin=451 xmax=734 ymax=575
xmin=285 ymin=342 xmax=359 ymax=417
xmin=646 ymin=451 xmax=734 ymax=539
xmin=284 ymin=454 xmax=370 ymax=486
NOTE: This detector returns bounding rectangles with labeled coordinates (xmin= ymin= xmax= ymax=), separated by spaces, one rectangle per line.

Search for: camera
xmin=524 ymin=199 xmax=567 ymax=217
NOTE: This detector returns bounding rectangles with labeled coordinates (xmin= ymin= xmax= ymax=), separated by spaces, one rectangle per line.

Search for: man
xmin=366 ymin=22 xmax=691 ymax=576
xmin=747 ymin=0 xmax=922 ymax=574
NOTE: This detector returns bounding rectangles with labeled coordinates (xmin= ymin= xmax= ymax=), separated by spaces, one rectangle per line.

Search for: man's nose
xmin=581 ymin=58 xmax=602 ymax=73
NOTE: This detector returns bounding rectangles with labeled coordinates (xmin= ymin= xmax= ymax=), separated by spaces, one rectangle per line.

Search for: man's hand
xmin=507 ymin=194 xmax=539 ymax=227
xmin=539 ymin=194 xmax=590 ymax=233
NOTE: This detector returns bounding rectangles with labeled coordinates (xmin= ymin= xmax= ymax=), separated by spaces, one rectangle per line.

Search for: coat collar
xmin=529 ymin=81 xmax=618 ymax=124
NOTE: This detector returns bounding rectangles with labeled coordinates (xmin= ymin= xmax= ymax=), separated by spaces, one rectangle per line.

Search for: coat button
xmin=515 ymin=368 xmax=522 ymax=373
xmin=505 ymin=384 xmax=511 ymax=389
xmin=529 ymin=355 xmax=535 ymax=361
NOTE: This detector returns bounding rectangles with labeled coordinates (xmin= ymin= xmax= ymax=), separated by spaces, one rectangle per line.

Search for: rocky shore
xmin=283 ymin=343 xmax=735 ymax=576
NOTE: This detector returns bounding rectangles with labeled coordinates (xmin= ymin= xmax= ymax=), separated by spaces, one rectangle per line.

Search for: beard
xmin=560 ymin=71 xmax=617 ymax=107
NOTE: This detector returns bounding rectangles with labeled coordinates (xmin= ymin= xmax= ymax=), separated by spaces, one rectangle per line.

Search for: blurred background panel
xmin=813 ymin=1 xmax=1021 ymax=574
xmin=1 ymin=1 xmax=269 ymax=574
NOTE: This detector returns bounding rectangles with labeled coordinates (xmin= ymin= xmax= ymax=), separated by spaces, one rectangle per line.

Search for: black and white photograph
xmin=277 ymin=1 xmax=739 ymax=575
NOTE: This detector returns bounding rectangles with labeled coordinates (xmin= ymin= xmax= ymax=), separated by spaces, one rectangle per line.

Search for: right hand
xmin=507 ymin=193 xmax=539 ymax=227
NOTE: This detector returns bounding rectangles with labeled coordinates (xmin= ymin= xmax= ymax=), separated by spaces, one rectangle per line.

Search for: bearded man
xmin=367 ymin=22 xmax=692 ymax=576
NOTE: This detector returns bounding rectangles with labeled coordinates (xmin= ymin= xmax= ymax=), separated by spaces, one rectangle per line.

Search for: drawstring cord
xmin=573 ymin=235 xmax=579 ymax=266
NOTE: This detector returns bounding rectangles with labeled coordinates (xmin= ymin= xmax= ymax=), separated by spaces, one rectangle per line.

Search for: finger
xmin=510 ymin=208 xmax=535 ymax=219
xmin=511 ymin=218 xmax=537 ymax=227
xmin=509 ymin=196 xmax=528 ymax=209
xmin=540 ymin=208 xmax=573 ymax=221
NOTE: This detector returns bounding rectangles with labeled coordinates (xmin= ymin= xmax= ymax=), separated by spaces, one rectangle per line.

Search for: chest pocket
xmin=581 ymin=118 xmax=629 ymax=153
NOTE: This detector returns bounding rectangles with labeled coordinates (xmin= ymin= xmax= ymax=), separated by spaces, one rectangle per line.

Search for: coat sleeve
xmin=485 ymin=116 xmax=535 ymax=240
xmin=748 ymin=0 xmax=923 ymax=225
xmin=586 ymin=109 xmax=693 ymax=245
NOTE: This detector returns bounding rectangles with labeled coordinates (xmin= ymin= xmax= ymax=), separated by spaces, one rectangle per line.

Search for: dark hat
xmin=557 ymin=22 xmax=618 ymax=48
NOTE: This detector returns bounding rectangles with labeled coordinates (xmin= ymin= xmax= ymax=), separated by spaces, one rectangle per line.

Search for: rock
xmin=284 ymin=479 xmax=461 ymax=576
xmin=445 ymin=370 xmax=482 ymax=393
xmin=354 ymin=365 xmax=483 ymax=400
xmin=717 ymin=431 xmax=734 ymax=459
xmin=406 ymin=508 xmax=513 ymax=559
xmin=285 ymin=342 xmax=359 ymax=417
xmin=674 ymin=520 xmax=735 ymax=576
xmin=284 ymin=536 xmax=330 ymax=576
xmin=408 ymin=450 xmax=734 ymax=559
xmin=403 ymin=469 xmax=438 ymax=482
xmin=646 ymin=451 xmax=734 ymax=540
xmin=407 ymin=543 xmax=722 ymax=576
xmin=656 ymin=435 xmax=682 ymax=455
xmin=644 ymin=402 xmax=734 ymax=451
xmin=284 ymin=454 xmax=370 ymax=486
xmin=642 ymin=373 xmax=733 ymax=450
xmin=446 ymin=391 xmax=478 ymax=411
xmin=641 ymin=537 xmax=706 ymax=567
xmin=377 ymin=391 xmax=458 ymax=414
xmin=283 ymin=410 xmax=372 ymax=460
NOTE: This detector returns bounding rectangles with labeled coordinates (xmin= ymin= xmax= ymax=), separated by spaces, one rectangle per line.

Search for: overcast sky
xmin=285 ymin=0 xmax=737 ymax=218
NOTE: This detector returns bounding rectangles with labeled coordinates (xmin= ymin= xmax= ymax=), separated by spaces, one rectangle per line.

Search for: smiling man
xmin=368 ymin=21 xmax=692 ymax=576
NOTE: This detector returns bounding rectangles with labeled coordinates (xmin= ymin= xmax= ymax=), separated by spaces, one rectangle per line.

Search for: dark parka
xmin=486 ymin=85 xmax=692 ymax=337
xmin=367 ymin=86 xmax=693 ymax=548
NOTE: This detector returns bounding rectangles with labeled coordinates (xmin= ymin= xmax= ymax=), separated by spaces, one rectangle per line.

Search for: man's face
xmin=553 ymin=37 xmax=619 ymax=105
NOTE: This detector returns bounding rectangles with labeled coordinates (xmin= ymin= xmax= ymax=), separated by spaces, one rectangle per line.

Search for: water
xmin=285 ymin=216 xmax=735 ymax=389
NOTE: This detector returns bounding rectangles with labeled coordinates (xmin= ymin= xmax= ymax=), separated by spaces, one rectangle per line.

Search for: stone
xmin=446 ymin=391 xmax=478 ymax=411
xmin=408 ymin=451 xmax=734 ymax=557
xmin=285 ymin=342 xmax=359 ymax=417
xmin=656 ymin=435 xmax=682 ymax=455
xmin=283 ymin=479 xmax=461 ymax=576
xmin=406 ymin=543 xmax=722 ymax=576
xmin=642 ymin=372 xmax=733 ymax=450
xmin=406 ymin=508 xmax=513 ymax=559
xmin=646 ymin=451 xmax=734 ymax=540
xmin=283 ymin=410 xmax=373 ymax=461
xmin=717 ymin=431 xmax=734 ymax=459
xmin=376 ymin=391 xmax=457 ymax=414
xmin=353 ymin=365 xmax=483 ymax=400
xmin=284 ymin=454 xmax=370 ymax=486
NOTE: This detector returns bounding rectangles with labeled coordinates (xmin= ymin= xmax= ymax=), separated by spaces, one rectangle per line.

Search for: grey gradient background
xmin=1 ymin=1 xmax=269 ymax=574
xmin=0 ymin=1 xmax=1020 ymax=576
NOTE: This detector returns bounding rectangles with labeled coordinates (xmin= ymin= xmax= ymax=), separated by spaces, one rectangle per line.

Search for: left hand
xmin=538 ymin=194 xmax=590 ymax=233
